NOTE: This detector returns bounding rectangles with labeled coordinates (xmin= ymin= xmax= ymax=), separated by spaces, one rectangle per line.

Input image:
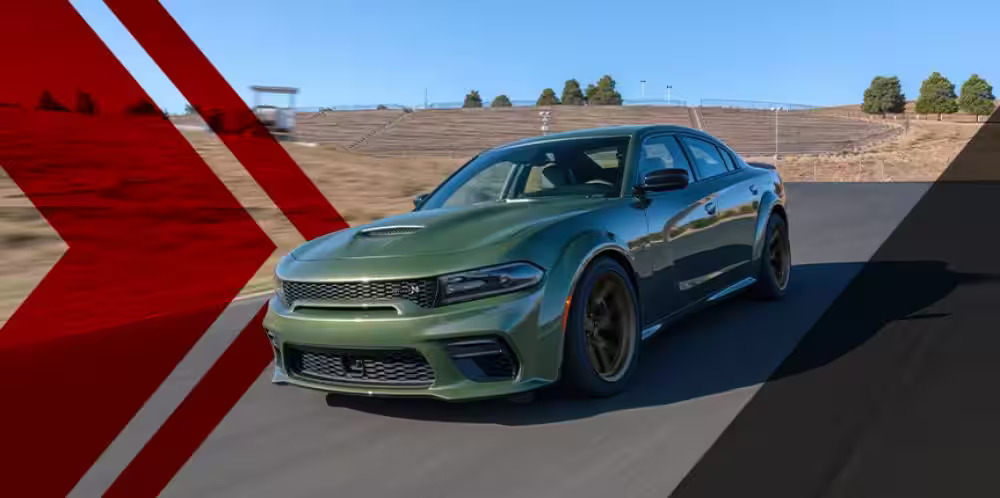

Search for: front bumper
xmin=261 ymin=286 xmax=563 ymax=401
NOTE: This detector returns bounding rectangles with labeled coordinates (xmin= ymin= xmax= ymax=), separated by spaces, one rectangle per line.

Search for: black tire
xmin=748 ymin=213 xmax=791 ymax=300
xmin=560 ymin=256 xmax=641 ymax=398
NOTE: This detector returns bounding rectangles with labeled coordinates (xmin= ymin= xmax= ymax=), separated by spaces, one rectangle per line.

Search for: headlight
xmin=437 ymin=262 xmax=544 ymax=305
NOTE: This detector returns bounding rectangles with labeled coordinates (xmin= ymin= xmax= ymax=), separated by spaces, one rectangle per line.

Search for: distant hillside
xmin=173 ymin=105 xmax=899 ymax=159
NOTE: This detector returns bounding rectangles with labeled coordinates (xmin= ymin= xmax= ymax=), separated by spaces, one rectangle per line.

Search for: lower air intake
xmin=284 ymin=345 xmax=434 ymax=387
xmin=446 ymin=338 xmax=520 ymax=382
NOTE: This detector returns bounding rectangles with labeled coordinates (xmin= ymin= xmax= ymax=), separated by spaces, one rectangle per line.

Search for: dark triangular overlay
xmin=671 ymin=108 xmax=1000 ymax=498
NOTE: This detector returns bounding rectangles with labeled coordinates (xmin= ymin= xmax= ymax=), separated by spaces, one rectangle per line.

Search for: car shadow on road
xmin=324 ymin=261 xmax=994 ymax=426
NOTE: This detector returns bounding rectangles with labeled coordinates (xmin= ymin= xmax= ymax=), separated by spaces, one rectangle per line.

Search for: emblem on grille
xmin=393 ymin=283 xmax=421 ymax=297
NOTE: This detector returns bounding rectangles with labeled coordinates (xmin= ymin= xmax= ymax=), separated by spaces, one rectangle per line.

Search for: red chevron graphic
xmin=102 ymin=0 xmax=348 ymax=242
xmin=101 ymin=1 xmax=350 ymax=496
xmin=0 ymin=1 xmax=277 ymax=496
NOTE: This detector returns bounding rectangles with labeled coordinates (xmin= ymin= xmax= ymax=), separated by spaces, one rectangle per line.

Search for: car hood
xmin=290 ymin=197 xmax=605 ymax=261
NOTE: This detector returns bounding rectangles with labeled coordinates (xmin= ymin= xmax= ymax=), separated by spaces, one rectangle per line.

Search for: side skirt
xmin=706 ymin=276 xmax=757 ymax=302
xmin=640 ymin=276 xmax=757 ymax=341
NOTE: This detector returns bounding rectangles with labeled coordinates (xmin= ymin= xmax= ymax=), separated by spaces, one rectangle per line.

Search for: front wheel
xmin=560 ymin=257 xmax=640 ymax=398
xmin=748 ymin=213 xmax=791 ymax=300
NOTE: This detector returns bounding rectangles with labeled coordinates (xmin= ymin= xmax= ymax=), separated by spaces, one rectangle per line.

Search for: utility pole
xmin=772 ymin=107 xmax=780 ymax=161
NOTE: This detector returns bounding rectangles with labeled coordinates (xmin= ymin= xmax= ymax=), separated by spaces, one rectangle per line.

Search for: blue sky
xmin=73 ymin=0 xmax=997 ymax=113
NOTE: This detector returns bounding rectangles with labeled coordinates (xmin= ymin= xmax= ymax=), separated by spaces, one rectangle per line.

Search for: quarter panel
xmin=752 ymin=189 xmax=785 ymax=263
xmin=705 ymin=169 xmax=762 ymax=284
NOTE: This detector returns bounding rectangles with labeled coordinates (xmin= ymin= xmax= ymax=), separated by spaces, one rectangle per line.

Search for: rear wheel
xmin=560 ymin=257 xmax=640 ymax=398
xmin=748 ymin=213 xmax=791 ymax=300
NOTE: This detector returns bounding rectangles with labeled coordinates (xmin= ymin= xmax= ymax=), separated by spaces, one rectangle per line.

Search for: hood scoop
xmin=357 ymin=225 xmax=425 ymax=237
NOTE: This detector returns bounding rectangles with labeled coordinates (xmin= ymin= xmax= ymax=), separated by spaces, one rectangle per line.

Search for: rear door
xmin=676 ymin=135 xmax=757 ymax=293
xmin=714 ymin=142 xmax=761 ymax=277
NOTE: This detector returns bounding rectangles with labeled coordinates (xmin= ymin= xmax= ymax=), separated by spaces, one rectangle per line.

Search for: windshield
xmin=420 ymin=136 xmax=631 ymax=210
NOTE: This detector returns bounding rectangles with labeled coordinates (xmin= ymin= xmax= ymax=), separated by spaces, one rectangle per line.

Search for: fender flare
xmin=751 ymin=191 xmax=787 ymax=264
xmin=537 ymin=230 xmax=638 ymax=373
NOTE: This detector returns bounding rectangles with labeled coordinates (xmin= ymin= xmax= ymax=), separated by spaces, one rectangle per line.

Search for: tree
xmin=861 ymin=76 xmax=906 ymax=115
xmin=915 ymin=72 xmax=958 ymax=115
xmin=584 ymin=75 xmax=623 ymax=105
xmin=184 ymin=104 xmax=197 ymax=115
xmin=376 ymin=104 xmax=388 ymax=110
xmin=536 ymin=88 xmax=560 ymax=106
xmin=561 ymin=79 xmax=585 ymax=105
xmin=463 ymin=90 xmax=483 ymax=108
xmin=490 ymin=95 xmax=513 ymax=107
xmin=958 ymin=74 xmax=996 ymax=116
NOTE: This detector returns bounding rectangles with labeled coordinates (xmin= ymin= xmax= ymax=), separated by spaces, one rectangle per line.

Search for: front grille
xmin=284 ymin=345 xmax=434 ymax=387
xmin=281 ymin=278 xmax=439 ymax=308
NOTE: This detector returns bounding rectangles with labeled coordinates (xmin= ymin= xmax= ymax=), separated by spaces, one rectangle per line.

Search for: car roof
xmin=490 ymin=124 xmax=710 ymax=151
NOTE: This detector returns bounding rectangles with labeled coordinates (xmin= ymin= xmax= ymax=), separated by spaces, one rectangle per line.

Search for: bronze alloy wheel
xmin=769 ymin=221 xmax=791 ymax=291
xmin=583 ymin=272 xmax=637 ymax=382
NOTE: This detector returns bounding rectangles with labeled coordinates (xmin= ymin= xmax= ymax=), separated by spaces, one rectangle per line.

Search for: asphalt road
xmin=151 ymin=183 xmax=930 ymax=498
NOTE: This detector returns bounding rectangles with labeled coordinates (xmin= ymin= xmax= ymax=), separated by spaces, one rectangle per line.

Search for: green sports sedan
xmin=263 ymin=125 xmax=790 ymax=401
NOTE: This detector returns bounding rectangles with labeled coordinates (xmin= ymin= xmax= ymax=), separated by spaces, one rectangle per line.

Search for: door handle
xmin=749 ymin=184 xmax=759 ymax=195
xmin=704 ymin=201 xmax=717 ymax=215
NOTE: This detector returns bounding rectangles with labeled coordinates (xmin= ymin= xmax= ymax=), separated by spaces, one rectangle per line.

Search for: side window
xmin=716 ymin=143 xmax=742 ymax=170
xmin=637 ymin=135 xmax=693 ymax=184
xmin=585 ymin=147 xmax=624 ymax=170
xmin=717 ymin=146 xmax=735 ymax=171
xmin=680 ymin=137 xmax=729 ymax=179
xmin=728 ymin=150 xmax=744 ymax=169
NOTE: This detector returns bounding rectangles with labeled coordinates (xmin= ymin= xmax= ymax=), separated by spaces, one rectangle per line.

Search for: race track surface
xmin=101 ymin=183 xmax=936 ymax=498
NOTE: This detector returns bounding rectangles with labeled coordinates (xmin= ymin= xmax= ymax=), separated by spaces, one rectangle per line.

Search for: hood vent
xmin=358 ymin=225 xmax=424 ymax=237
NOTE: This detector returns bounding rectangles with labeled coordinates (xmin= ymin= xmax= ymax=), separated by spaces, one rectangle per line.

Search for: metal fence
xmin=699 ymin=98 xmax=819 ymax=111
xmin=299 ymin=104 xmax=412 ymax=112
xmin=299 ymin=98 xmax=821 ymax=112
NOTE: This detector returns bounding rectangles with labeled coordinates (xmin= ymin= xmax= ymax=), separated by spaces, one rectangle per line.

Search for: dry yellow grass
xmin=0 ymin=120 xmax=981 ymax=326
xmin=749 ymin=120 xmax=980 ymax=182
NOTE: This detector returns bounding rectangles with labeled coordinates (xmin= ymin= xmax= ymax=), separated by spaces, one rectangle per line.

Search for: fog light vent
xmin=446 ymin=338 xmax=520 ymax=382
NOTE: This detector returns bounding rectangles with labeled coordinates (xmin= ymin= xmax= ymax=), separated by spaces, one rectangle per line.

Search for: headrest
xmin=541 ymin=165 xmax=574 ymax=187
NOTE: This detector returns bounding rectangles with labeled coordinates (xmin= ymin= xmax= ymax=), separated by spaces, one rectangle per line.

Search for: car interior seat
xmin=540 ymin=164 xmax=576 ymax=188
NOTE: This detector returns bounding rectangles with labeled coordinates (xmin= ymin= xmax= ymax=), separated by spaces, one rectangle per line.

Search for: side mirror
xmin=638 ymin=168 xmax=689 ymax=193
xmin=413 ymin=193 xmax=430 ymax=208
